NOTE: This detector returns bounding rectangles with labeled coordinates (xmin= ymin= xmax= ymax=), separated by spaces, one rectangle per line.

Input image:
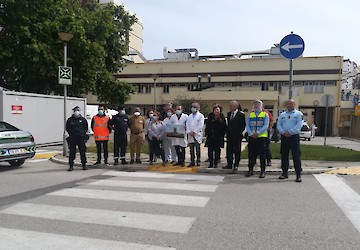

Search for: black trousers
xmin=68 ymin=136 xmax=87 ymax=166
xmin=280 ymin=134 xmax=302 ymax=175
xmin=149 ymin=139 xmax=165 ymax=162
xmin=189 ymin=140 xmax=201 ymax=164
xmin=114 ymin=134 xmax=127 ymax=160
xmin=175 ymin=145 xmax=186 ymax=164
xmin=248 ymin=137 xmax=267 ymax=168
xmin=208 ymin=145 xmax=221 ymax=166
xmin=95 ymin=140 xmax=108 ymax=163
xmin=226 ymin=139 xmax=242 ymax=167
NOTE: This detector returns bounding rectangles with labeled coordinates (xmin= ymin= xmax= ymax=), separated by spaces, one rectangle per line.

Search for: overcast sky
xmin=116 ymin=0 xmax=360 ymax=63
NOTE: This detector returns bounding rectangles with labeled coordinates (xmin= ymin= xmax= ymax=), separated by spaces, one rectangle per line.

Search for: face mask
xmin=74 ymin=111 xmax=80 ymax=116
xmin=152 ymin=116 xmax=158 ymax=121
xmin=149 ymin=113 xmax=154 ymax=118
xmin=167 ymin=112 xmax=172 ymax=117
xmin=175 ymin=110 xmax=182 ymax=115
xmin=191 ymin=107 xmax=197 ymax=113
xmin=98 ymin=110 xmax=104 ymax=115
xmin=120 ymin=110 xmax=126 ymax=115
xmin=134 ymin=112 xmax=140 ymax=116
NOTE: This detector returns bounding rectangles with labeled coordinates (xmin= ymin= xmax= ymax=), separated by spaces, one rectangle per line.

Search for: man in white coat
xmin=170 ymin=105 xmax=189 ymax=167
xmin=186 ymin=102 xmax=205 ymax=167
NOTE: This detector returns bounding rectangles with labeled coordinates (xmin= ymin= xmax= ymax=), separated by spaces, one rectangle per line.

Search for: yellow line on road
xmin=148 ymin=164 xmax=199 ymax=173
xmin=327 ymin=166 xmax=360 ymax=175
xmin=33 ymin=152 xmax=58 ymax=159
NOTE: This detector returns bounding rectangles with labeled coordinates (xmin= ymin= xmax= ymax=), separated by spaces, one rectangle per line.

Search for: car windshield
xmin=301 ymin=124 xmax=309 ymax=131
xmin=0 ymin=122 xmax=19 ymax=132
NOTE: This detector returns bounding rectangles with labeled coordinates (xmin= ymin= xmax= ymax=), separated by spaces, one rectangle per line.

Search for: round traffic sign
xmin=280 ymin=33 xmax=305 ymax=60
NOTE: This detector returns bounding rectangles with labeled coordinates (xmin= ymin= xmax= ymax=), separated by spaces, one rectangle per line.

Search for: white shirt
xmin=186 ymin=111 xmax=205 ymax=144
xmin=169 ymin=113 xmax=188 ymax=147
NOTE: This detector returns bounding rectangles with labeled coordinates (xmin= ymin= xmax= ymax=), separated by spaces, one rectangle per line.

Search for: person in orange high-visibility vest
xmin=91 ymin=105 xmax=111 ymax=165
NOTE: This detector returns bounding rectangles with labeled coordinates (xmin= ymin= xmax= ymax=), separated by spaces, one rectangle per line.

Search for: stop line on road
xmin=0 ymin=171 xmax=223 ymax=249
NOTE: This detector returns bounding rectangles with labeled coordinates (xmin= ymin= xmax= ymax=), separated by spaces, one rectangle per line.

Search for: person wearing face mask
xmin=109 ymin=106 xmax=129 ymax=165
xmin=277 ymin=99 xmax=303 ymax=182
xmin=144 ymin=109 xmax=155 ymax=163
xmin=245 ymin=100 xmax=269 ymax=178
xmin=186 ymin=102 xmax=205 ymax=167
xmin=128 ymin=107 xmax=145 ymax=164
xmin=91 ymin=105 xmax=111 ymax=166
xmin=162 ymin=108 xmax=177 ymax=164
xmin=66 ymin=106 xmax=88 ymax=171
xmin=169 ymin=105 xmax=188 ymax=167
xmin=147 ymin=112 xmax=166 ymax=166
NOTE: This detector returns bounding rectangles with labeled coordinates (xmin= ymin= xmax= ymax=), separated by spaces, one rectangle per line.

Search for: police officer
xmin=245 ymin=100 xmax=269 ymax=178
xmin=277 ymin=99 xmax=303 ymax=182
xmin=91 ymin=105 xmax=111 ymax=165
xmin=66 ymin=106 xmax=88 ymax=171
xmin=110 ymin=106 xmax=129 ymax=165
xmin=128 ymin=107 xmax=145 ymax=164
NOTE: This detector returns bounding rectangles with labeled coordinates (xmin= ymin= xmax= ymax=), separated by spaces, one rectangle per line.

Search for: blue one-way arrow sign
xmin=280 ymin=33 xmax=305 ymax=60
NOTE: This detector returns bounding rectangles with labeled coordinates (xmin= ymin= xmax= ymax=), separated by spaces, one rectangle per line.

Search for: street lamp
xmin=152 ymin=74 xmax=159 ymax=111
xmin=58 ymin=32 xmax=73 ymax=156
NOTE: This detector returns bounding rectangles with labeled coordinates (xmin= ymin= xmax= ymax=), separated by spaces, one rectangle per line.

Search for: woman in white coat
xmin=163 ymin=108 xmax=177 ymax=163
xmin=170 ymin=105 xmax=188 ymax=167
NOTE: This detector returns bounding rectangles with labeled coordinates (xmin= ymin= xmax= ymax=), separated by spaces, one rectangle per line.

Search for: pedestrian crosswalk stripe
xmin=48 ymin=188 xmax=210 ymax=207
xmin=315 ymin=174 xmax=360 ymax=233
xmin=1 ymin=203 xmax=196 ymax=234
xmin=88 ymin=179 xmax=218 ymax=192
xmin=0 ymin=228 xmax=176 ymax=250
xmin=103 ymin=171 xmax=224 ymax=182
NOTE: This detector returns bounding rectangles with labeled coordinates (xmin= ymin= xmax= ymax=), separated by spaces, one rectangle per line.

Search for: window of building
xmin=325 ymin=81 xmax=336 ymax=86
xmin=314 ymin=82 xmax=324 ymax=93
xmin=261 ymin=82 xmax=269 ymax=91
xmin=163 ymin=84 xmax=169 ymax=93
xmin=252 ymin=82 xmax=260 ymax=87
xmin=274 ymin=82 xmax=282 ymax=92
xmin=304 ymin=82 xmax=313 ymax=93
xmin=294 ymin=81 xmax=303 ymax=86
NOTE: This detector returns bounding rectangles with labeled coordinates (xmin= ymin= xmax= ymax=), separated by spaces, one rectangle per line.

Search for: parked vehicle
xmin=300 ymin=122 xmax=312 ymax=141
xmin=0 ymin=121 xmax=36 ymax=167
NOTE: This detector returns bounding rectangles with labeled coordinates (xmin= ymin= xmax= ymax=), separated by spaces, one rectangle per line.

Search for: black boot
xmin=121 ymin=159 xmax=128 ymax=165
xmin=296 ymin=173 xmax=302 ymax=182
xmin=82 ymin=164 xmax=88 ymax=170
xmin=67 ymin=165 xmax=73 ymax=171
xmin=114 ymin=158 xmax=119 ymax=165
xmin=245 ymin=166 xmax=254 ymax=177
xmin=259 ymin=166 xmax=265 ymax=178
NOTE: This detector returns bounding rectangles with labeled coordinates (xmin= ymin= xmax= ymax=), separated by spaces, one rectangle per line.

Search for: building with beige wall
xmin=116 ymin=53 xmax=350 ymax=136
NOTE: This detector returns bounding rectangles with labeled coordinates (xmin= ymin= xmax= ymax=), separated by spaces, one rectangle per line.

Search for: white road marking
xmin=47 ymin=188 xmax=210 ymax=207
xmin=314 ymin=174 xmax=360 ymax=233
xmin=27 ymin=159 xmax=49 ymax=163
xmin=0 ymin=228 xmax=176 ymax=250
xmin=103 ymin=171 xmax=224 ymax=182
xmin=1 ymin=203 xmax=195 ymax=234
xmin=88 ymin=179 xmax=218 ymax=192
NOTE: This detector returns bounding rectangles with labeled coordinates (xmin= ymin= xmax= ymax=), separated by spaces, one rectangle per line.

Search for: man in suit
xmin=224 ymin=101 xmax=246 ymax=170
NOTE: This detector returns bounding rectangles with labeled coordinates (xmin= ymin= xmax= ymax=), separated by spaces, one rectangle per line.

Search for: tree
xmin=0 ymin=0 xmax=136 ymax=106
xmin=173 ymin=95 xmax=211 ymax=116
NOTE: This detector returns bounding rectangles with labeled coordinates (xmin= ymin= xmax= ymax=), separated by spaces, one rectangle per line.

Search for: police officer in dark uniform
xmin=110 ymin=106 xmax=129 ymax=165
xmin=66 ymin=106 xmax=88 ymax=171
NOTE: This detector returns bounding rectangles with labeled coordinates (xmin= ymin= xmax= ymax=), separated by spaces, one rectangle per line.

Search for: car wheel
xmin=8 ymin=159 xmax=26 ymax=167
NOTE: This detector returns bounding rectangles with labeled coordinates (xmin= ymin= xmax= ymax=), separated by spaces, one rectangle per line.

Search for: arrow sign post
xmin=280 ymin=33 xmax=305 ymax=99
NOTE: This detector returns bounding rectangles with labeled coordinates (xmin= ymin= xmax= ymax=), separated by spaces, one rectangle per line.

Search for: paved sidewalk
xmin=51 ymin=136 xmax=360 ymax=175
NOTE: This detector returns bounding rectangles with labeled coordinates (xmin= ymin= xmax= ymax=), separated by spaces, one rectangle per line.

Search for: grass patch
xmin=87 ymin=142 xmax=149 ymax=154
xmin=242 ymin=143 xmax=360 ymax=162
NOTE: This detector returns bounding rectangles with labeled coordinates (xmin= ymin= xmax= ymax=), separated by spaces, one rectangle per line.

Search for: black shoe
xmin=114 ymin=159 xmax=119 ymax=165
xmin=173 ymin=162 xmax=180 ymax=166
xmin=67 ymin=166 xmax=73 ymax=172
xmin=82 ymin=165 xmax=88 ymax=170
xmin=135 ymin=159 xmax=142 ymax=164
xmin=187 ymin=162 xmax=195 ymax=168
xmin=234 ymin=166 xmax=238 ymax=171
xmin=296 ymin=176 xmax=302 ymax=182
xmin=104 ymin=160 xmax=108 ymax=165
xmin=213 ymin=164 xmax=218 ymax=169
xmin=208 ymin=165 xmax=214 ymax=168
xmin=223 ymin=165 xmax=233 ymax=169
xmin=130 ymin=159 xmax=134 ymax=164
xmin=279 ymin=174 xmax=288 ymax=179
xmin=245 ymin=171 xmax=253 ymax=177
xmin=196 ymin=163 xmax=201 ymax=167
xmin=121 ymin=159 xmax=128 ymax=165
xmin=180 ymin=162 xmax=185 ymax=167
xmin=266 ymin=161 xmax=272 ymax=166
xmin=94 ymin=161 xmax=100 ymax=166
xmin=205 ymin=158 xmax=210 ymax=162
xmin=170 ymin=161 xmax=176 ymax=164
xmin=259 ymin=172 xmax=265 ymax=178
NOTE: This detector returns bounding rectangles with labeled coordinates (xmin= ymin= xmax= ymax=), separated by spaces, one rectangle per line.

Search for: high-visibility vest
xmin=93 ymin=115 xmax=110 ymax=141
xmin=249 ymin=111 xmax=268 ymax=138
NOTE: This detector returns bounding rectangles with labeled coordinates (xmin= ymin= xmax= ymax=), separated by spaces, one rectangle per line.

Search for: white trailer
xmin=0 ymin=89 xmax=86 ymax=145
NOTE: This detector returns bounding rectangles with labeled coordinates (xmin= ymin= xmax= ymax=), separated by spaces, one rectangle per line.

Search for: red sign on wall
xmin=11 ymin=105 xmax=23 ymax=114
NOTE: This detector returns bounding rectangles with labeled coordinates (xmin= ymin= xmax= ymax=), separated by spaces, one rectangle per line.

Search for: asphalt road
xmin=0 ymin=159 xmax=360 ymax=249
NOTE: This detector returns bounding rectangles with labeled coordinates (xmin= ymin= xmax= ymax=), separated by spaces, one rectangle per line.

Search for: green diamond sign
xmin=58 ymin=66 xmax=72 ymax=85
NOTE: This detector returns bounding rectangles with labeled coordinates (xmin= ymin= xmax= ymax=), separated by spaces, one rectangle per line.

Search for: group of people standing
xmin=65 ymin=99 xmax=303 ymax=182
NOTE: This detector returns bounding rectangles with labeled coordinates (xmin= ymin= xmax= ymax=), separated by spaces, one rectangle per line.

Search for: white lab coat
xmin=186 ymin=112 xmax=205 ymax=144
xmin=170 ymin=113 xmax=188 ymax=147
